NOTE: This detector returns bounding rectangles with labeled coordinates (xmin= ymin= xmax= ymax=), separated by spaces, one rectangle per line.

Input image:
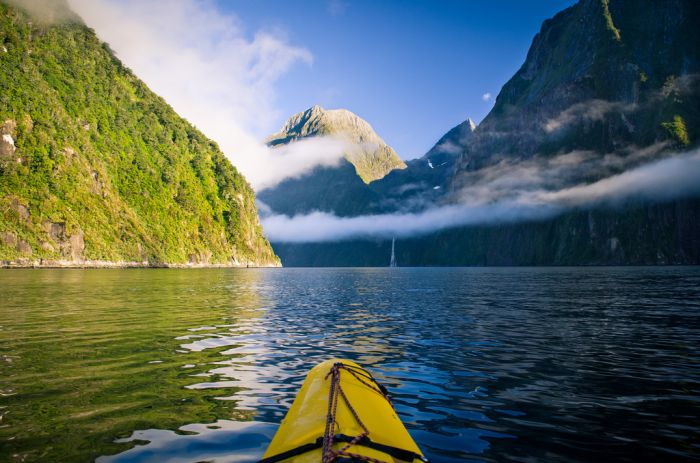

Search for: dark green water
xmin=1 ymin=268 xmax=699 ymax=462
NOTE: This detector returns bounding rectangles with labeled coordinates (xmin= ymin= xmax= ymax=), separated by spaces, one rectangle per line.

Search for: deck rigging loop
xmin=257 ymin=361 xmax=429 ymax=463
xmin=322 ymin=362 xmax=392 ymax=463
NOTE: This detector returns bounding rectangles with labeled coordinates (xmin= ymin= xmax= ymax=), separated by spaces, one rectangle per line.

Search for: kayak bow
xmin=259 ymin=359 xmax=427 ymax=463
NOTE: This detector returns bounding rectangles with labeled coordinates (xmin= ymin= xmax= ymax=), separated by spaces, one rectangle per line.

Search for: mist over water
xmin=1 ymin=268 xmax=699 ymax=463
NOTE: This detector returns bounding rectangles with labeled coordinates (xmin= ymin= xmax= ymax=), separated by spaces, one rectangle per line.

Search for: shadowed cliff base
xmin=1 ymin=259 xmax=281 ymax=268
xmin=271 ymin=199 xmax=700 ymax=267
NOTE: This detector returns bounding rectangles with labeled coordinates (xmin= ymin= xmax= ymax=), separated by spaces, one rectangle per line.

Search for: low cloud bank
xmin=262 ymin=149 xmax=700 ymax=242
xmin=248 ymin=136 xmax=349 ymax=189
xmin=544 ymin=76 xmax=698 ymax=134
xmin=451 ymin=142 xmax=670 ymax=205
xmin=262 ymin=202 xmax=563 ymax=243
xmin=535 ymin=149 xmax=700 ymax=206
xmin=544 ymin=99 xmax=636 ymax=133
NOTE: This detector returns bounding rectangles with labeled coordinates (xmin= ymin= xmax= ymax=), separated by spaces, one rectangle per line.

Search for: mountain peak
xmin=267 ymin=105 xmax=406 ymax=183
xmin=423 ymin=117 xmax=477 ymax=160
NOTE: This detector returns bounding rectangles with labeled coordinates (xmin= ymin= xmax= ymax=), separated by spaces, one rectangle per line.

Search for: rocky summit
xmin=266 ymin=105 xmax=406 ymax=183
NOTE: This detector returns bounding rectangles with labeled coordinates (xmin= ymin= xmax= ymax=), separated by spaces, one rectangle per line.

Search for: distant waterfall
xmin=389 ymin=237 xmax=397 ymax=267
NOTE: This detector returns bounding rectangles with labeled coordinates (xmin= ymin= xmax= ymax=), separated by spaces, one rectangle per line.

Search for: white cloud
xmin=434 ymin=140 xmax=462 ymax=155
xmin=481 ymin=92 xmax=492 ymax=101
xmin=262 ymin=149 xmax=700 ymax=242
xmin=262 ymin=202 xmax=561 ymax=242
xmin=533 ymin=150 xmax=700 ymax=206
xmin=7 ymin=0 xmax=77 ymax=22
xmin=68 ymin=0 xmax=349 ymax=189
xmin=253 ymin=136 xmax=350 ymax=190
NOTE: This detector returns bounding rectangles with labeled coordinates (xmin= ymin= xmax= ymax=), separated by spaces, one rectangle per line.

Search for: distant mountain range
xmin=0 ymin=1 xmax=279 ymax=267
xmin=263 ymin=0 xmax=700 ymax=266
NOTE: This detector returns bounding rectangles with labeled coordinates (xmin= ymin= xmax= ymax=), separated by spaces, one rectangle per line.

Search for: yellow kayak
xmin=259 ymin=359 xmax=428 ymax=463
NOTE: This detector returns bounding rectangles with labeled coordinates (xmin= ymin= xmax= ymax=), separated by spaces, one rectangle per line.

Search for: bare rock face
xmin=16 ymin=240 xmax=32 ymax=256
xmin=1 ymin=120 xmax=17 ymax=158
xmin=1 ymin=120 xmax=15 ymax=135
xmin=44 ymin=221 xmax=62 ymax=240
xmin=89 ymin=170 xmax=108 ymax=197
xmin=188 ymin=249 xmax=212 ymax=265
xmin=10 ymin=198 xmax=30 ymax=223
xmin=42 ymin=221 xmax=84 ymax=260
xmin=0 ymin=230 xmax=32 ymax=256
xmin=1 ymin=231 xmax=17 ymax=248
xmin=68 ymin=231 xmax=84 ymax=260
xmin=267 ymin=105 xmax=406 ymax=183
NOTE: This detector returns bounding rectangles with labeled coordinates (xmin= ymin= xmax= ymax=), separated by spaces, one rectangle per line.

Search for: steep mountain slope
xmin=270 ymin=0 xmax=700 ymax=266
xmin=0 ymin=2 xmax=279 ymax=267
xmin=447 ymin=0 xmax=700 ymax=192
xmin=366 ymin=118 xmax=477 ymax=211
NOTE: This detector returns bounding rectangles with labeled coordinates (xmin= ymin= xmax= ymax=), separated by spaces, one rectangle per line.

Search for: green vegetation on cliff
xmin=662 ymin=115 xmax=690 ymax=147
xmin=0 ymin=3 xmax=279 ymax=266
xmin=600 ymin=0 xmax=621 ymax=41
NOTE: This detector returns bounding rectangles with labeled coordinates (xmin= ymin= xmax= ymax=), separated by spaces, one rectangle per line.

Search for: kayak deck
xmin=260 ymin=359 xmax=427 ymax=463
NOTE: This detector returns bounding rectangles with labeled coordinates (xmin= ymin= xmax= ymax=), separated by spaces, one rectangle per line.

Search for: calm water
xmin=1 ymin=267 xmax=699 ymax=463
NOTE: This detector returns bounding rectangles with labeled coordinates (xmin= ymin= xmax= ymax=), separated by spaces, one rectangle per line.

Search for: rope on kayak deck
xmin=257 ymin=362 xmax=429 ymax=463
xmin=322 ymin=362 xmax=390 ymax=463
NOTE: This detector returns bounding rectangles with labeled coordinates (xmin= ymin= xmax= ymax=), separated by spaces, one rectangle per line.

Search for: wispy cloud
xmin=534 ymin=150 xmax=700 ymax=206
xmin=434 ymin=140 xmax=462 ymax=155
xmin=64 ymin=0 xmax=349 ymax=189
xmin=254 ymin=136 xmax=350 ymax=189
xmin=544 ymin=99 xmax=636 ymax=133
xmin=450 ymin=142 xmax=669 ymax=205
xmin=481 ymin=92 xmax=492 ymax=101
xmin=262 ymin=202 xmax=562 ymax=243
xmin=262 ymin=149 xmax=700 ymax=242
xmin=544 ymin=76 xmax=699 ymax=134
xmin=7 ymin=0 xmax=78 ymax=22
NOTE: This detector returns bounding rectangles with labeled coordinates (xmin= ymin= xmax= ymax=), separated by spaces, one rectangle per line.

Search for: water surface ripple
xmin=1 ymin=267 xmax=699 ymax=462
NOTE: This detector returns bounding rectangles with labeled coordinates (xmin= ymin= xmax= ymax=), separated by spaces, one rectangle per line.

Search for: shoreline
xmin=1 ymin=259 xmax=282 ymax=269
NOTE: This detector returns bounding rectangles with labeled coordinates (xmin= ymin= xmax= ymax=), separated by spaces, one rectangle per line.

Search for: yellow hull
xmin=260 ymin=359 xmax=427 ymax=463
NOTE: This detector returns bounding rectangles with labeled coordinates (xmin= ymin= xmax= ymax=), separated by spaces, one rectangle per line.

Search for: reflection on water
xmin=1 ymin=267 xmax=699 ymax=462
xmin=97 ymin=421 xmax=277 ymax=463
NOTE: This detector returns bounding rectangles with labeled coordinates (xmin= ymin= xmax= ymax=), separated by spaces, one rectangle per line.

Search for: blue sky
xmin=73 ymin=0 xmax=576 ymax=186
xmin=216 ymin=0 xmax=577 ymax=159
